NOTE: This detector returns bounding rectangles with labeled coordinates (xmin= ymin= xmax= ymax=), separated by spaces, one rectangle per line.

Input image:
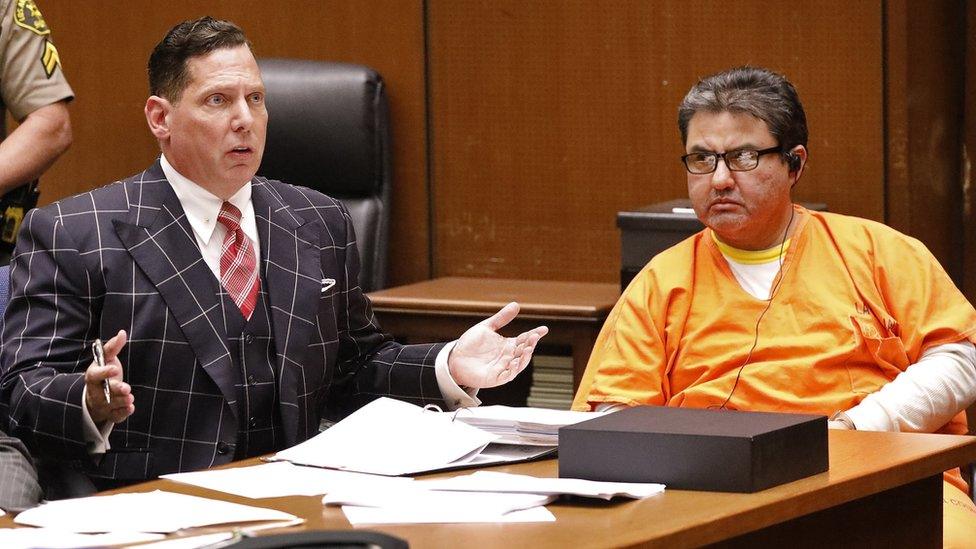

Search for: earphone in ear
xmin=785 ymin=152 xmax=801 ymax=171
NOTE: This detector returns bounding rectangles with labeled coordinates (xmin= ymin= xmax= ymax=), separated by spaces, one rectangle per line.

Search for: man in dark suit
xmin=0 ymin=16 xmax=548 ymax=489
xmin=0 ymin=428 xmax=41 ymax=512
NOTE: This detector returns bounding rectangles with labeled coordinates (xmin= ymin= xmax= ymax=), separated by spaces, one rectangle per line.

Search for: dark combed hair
xmin=677 ymin=66 xmax=808 ymax=156
xmin=147 ymin=16 xmax=251 ymax=102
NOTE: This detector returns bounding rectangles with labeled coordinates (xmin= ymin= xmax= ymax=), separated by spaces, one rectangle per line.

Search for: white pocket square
xmin=321 ymin=278 xmax=336 ymax=293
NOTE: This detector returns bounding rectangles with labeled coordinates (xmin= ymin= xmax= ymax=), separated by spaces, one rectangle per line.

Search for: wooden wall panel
xmin=964 ymin=0 xmax=976 ymax=302
xmin=426 ymin=0 xmax=884 ymax=282
xmin=33 ymin=0 xmax=430 ymax=285
xmin=24 ymin=2 xmax=969 ymax=290
xmin=885 ymin=0 xmax=966 ymax=285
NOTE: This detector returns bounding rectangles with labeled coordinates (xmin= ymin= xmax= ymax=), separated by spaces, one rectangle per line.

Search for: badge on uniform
xmin=13 ymin=0 xmax=61 ymax=78
xmin=1 ymin=206 xmax=24 ymax=245
xmin=14 ymin=0 xmax=50 ymax=36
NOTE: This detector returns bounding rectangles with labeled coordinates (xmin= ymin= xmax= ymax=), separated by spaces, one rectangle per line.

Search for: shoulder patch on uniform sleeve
xmin=41 ymin=39 xmax=60 ymax=77
xmin=14 ymin=0 xmax=51 ymax=36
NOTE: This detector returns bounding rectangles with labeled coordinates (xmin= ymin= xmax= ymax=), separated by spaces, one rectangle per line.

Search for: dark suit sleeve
xmin=323 ymin=201 xmax=446 ymax=419
xmin=0 ymin=206 xmax=99 ymax=460
xmin=0 ymin=430 xmax=42 ymax=512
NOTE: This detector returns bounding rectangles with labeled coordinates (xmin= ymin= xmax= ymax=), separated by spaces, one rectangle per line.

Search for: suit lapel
xmin=252 ymin=180 xmax=322 ymax=444
xmin=112 ymin=161 xmax=240 ymax=418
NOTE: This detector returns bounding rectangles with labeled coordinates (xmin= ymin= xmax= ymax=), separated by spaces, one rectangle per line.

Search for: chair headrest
xmin=256 ymin=59 xmax=389 ymax=199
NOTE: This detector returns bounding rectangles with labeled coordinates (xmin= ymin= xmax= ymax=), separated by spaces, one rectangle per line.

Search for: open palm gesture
xmin=448 ymin=302 xmax=549 ymax=389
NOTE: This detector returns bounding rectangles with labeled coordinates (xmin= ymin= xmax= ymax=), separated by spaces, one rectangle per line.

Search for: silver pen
xmin=93 ymin=339 xmax=111 ymax=404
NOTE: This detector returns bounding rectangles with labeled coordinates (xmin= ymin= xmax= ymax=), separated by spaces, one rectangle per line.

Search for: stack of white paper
xmin=14 ymin=490 xmax=300 ymax=533
xmin=340 ymin=505 xmax=555 ymax=525
xmin=444 ymin=406 xmax=605 ymax=446
xmin=323 ymin=483 xmax=556 ymax=525
xmin=273 ymin=397 xmax=499 ymax=475
xmin=419 ymin=471 xmax=666 ymax=499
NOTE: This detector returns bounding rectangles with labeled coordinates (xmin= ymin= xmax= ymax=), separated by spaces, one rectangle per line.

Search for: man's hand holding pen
xmin=84 ymin=329 xmax=135 ymax=424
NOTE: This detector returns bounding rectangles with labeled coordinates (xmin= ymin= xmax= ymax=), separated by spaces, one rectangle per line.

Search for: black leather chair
xmin=257 ymin=59 xmax=392 ymax=292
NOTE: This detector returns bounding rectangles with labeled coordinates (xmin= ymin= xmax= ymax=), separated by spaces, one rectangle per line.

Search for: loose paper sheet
xmin=420 ymin=471 xmax=665 ymax=499
xmin=324 ymin=482 xmax=554 ymax=525
xmin=14 ymin=490 xmax=299 ymax=533
xmin=341 ymin=504 xmax=556 ymax=525
xmin=446 ymin=406 xmax=606 ymax=445
xmin=273 ymin=397 xmax=497 ymax=475
xmin=163 ymin=461 xmax=414 ymax=498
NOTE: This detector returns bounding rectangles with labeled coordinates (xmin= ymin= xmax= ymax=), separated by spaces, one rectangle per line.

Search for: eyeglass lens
xmin=684 ymin=150 xmax=760 ymax=174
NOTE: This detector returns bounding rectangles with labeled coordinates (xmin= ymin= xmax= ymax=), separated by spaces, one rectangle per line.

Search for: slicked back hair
xmin=678 ymin=66 xmax=808 ymax=157
xmin=148 ymin=16 xmax=251 ymax=103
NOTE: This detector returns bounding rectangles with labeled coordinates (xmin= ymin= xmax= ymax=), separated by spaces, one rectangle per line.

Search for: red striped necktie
xmin=217 ymin=201 xmax=259 ymax=320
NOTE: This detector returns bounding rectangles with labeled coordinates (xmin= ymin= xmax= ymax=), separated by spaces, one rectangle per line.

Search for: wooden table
xmin=367 ymin=277 xmax=621 ymax=389
xmin=5 ymin=431 xmax=973 ymax=547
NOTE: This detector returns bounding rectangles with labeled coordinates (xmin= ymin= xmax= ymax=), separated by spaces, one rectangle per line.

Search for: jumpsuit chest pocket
xmin=847 ymin=314 xmax=908 ymax=392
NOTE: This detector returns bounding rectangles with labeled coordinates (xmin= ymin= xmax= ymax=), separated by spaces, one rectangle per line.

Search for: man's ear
xmin=145 ymin=96 xmax=171 ymax=140
xmin=789 ymin=145 xmax=808 ymax=187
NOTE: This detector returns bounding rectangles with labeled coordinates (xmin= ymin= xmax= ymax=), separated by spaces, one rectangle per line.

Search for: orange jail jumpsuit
xmin=573 ymin=206 xmax=976 ymax=496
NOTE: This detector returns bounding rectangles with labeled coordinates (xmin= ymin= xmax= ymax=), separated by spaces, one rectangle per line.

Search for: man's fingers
xmin=499 ymin=353 xmax=529 ymax=380
xmin=103 ymin=330 xmax=128 ymax=360
xmin=516 ymin=341 xmax=540 ymax=370
xmin=86 ymin=363 xmax=119 ymax=383
xmin=482 ymin=302 xmax=520 ymax=331
xmin=88 ymin=377 xmax=135 ymax=424
xmin=106 ymin=382 xmax=133 ymax=415
xmin=495 ymin=327 xmax=547 ymax=381
xmin=106 ymin=380 xmax=132 ymax=399
xmin=108 ymin=404 xmax=135 ymax=424
xmin=511 ymin=328 xmax=547 ymax=357
xmin=524 ymin=329 xmax=545 ymax=347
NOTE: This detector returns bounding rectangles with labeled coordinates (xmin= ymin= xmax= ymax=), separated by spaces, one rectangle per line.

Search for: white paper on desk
xmin=446 ymin=406 xmax=606 ymax=445
xmin=426 ymin=443 xmax=557 ymax=474
xmin=163 ymin=461 xmax=414 ymax=498
xmin=14 ymin=490 xmax=299 ymax=533
xmin=420 ymin=471 xmax=665 ymax=499
xmin=0 ymin=527 xmax=163 ymax=548
xmin=341 ymin=504 xmax=556 ymax=525
xmin=326 ymin=483 xmax=555 ymax=524
xmin=273 ymin=397 xmax=497 ymax=475
xmin=323 ymin=485 xmax=552 ymax=514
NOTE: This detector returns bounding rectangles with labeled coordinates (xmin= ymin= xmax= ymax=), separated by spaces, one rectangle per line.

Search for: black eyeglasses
xmin=681 ymin=146 xmax=782 ymax=174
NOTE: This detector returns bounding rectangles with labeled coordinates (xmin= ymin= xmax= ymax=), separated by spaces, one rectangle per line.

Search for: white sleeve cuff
xmin=594 ymin=402 xmax=628 ymax=413
xmin=434 ymin=340 xmax=481 ymax=411
xmin=843 ymin=398 xmax=892 ymax=431
xmin=80 ymin=386 xmax=113 ymax=454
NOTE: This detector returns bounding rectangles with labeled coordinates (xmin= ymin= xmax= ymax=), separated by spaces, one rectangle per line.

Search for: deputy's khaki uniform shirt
xmin=0 ymin=0 xmax=72 ymax=122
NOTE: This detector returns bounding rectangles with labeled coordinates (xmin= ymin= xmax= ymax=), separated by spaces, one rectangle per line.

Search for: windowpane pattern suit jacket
xmin=0 ymin=161 xmax=445 ymax=483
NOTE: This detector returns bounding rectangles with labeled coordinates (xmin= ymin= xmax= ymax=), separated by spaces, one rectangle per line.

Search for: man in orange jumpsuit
xmin=572 ymin=66 xmax=976 ymax=545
